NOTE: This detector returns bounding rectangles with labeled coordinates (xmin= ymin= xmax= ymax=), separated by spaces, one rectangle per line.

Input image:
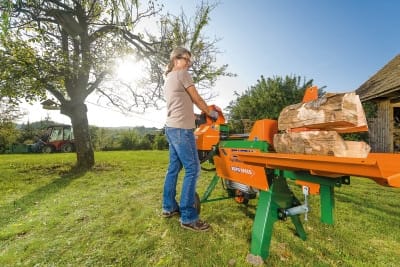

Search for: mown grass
xmin=0 ymin=151 xmax=399 ymax=266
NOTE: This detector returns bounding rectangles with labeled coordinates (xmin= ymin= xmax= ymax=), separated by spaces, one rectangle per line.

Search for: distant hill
xmin=16 ymin=120 xmax=59 ymax=130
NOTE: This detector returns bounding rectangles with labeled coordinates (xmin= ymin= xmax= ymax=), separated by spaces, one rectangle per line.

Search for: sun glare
xmin=114 ymin=56 xmax=147 ymax=84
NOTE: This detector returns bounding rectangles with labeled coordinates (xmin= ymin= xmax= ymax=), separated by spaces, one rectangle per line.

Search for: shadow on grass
xmin=0 ymin=167 xmax=87 ymax=229
xmin=237 ymin=203 xmax=256 ymax=219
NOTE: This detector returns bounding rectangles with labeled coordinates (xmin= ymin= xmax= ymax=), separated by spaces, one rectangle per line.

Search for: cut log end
xmin=278 ymin=92 xmax=368 ymax=133
xmin=273 ymin=131 xmax=370 ymax=158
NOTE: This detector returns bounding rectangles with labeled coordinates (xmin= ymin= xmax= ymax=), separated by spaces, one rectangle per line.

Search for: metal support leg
xmin=290 ymin=215 xmax=307 ymax=240
xmin=281 ymin=170 xmax=339 ymax=225
xmin=200 ymin=175 xmax=220 ymax=202
xmin=249 ymin=174 xmax=307 ymax=262
xmin=249 ymin=190 xmax=277 ymax=260
xmin=320 ymin=184 xmax=335 ymax=224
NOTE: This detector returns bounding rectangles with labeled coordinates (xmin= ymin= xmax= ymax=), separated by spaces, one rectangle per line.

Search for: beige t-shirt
xmin=165 ymin=70 xmax=195 ymax=129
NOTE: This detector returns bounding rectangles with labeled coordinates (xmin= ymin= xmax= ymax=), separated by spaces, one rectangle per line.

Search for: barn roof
xmin=356 ymin=54 xmax=400 ymax=101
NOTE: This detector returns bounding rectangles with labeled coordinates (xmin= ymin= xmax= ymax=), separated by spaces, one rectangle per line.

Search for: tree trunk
xmin=61 ymin=101 xmax=95 ymax=170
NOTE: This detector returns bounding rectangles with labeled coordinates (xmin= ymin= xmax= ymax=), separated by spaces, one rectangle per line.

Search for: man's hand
xmin=209 ymin=110 xmax=219 ymax=121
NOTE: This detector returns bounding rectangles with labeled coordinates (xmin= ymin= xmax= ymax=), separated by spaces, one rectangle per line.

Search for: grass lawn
xmin=0 ymin=151 xmax=399 ymax=266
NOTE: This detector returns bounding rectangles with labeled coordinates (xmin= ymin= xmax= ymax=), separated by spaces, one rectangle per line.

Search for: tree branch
xmin=87 ymin=71 xmax=108 ymax=96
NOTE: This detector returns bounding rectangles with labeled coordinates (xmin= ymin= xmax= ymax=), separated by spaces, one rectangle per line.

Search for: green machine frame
xmin=200 ymin=138 xmax=350 ymax=262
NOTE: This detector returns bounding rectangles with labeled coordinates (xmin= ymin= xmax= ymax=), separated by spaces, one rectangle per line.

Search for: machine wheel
xmin=194 ymin=192 xmax=201 ymax=215
xmin=61 ymin=143 xmax=74 ymax=153
xmin=42 ymin=145 xmax=54 ymax=153
xmin=201 ymin=160 xmax=216 ymax=171
xmin=198 ymin=150 xmax=216 ymax=171
xmin=234 ymin=190 xmax=249 ymax=205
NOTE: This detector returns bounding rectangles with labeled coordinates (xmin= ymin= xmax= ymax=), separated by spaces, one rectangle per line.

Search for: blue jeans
xmin=163 ymin=127 xmax=200 ymax=224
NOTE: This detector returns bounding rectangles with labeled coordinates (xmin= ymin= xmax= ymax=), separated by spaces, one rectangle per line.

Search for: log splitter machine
xmin=194 ymin=89 xmax=400 ymax=265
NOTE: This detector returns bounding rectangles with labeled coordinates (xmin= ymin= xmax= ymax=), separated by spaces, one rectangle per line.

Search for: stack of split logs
xmin=274 ymin=91 xmax=370 ymax=158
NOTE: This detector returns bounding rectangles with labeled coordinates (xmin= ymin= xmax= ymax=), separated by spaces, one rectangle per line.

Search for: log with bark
xmin=278 ymin=92 xmax=368 ymax=133
xmin=273 ymin=131 xmax=371 ymax=158
xmin=274 ymin=92 xmax=370 ymax=158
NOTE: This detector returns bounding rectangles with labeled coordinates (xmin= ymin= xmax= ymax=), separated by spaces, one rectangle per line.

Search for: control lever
xmin=302 ymin=185 xmax=309 ymax=221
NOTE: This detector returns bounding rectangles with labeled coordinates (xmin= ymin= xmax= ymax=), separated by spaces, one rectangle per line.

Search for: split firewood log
xmin=278 ymin=92 xmax=368 ymax=133
xmin=273 ymin=131 xmax=370 ymax=158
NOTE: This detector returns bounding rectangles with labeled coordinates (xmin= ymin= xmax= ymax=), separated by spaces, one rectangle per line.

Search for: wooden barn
xmin=356 ymin=54 xmax=400 ymax=153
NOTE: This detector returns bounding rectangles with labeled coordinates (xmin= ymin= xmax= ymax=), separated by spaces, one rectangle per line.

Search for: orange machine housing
xmin=213 ymin=119 xmax=279 ymax=191
xmin=248 ymin=119 xmax=278 ymax=146
xmin=195 ymin=105 xmax=225 ymax=151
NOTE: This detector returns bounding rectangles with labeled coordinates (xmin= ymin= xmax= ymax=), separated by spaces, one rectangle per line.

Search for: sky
xmin=19 ymin=0 xmax=400 ymax=128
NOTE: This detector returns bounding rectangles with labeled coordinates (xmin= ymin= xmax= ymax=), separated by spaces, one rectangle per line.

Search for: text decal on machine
xmin=231 ymin=166 xmax=253 ymax=175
